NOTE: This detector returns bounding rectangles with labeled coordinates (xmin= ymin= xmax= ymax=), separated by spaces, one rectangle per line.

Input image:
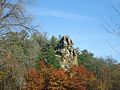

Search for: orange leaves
xmin=24 ymin=60 xmax=97 ymax=90
xmin=69 ymin=65 xmax=96 ymax=90
xmin=70 ymin=65 xmax=96 ymax=80
xmin=50 ymin=69 xmax=68 ymax=80
xmin=48 ymin=68 xmax=70 ymax=90
xmin=39 ymin=60 xmax=46 ymax=69
xmin=4 ymin=52 xmax=12 ymax=60
xmin=24 ymin=68 xmax=44 ymax=90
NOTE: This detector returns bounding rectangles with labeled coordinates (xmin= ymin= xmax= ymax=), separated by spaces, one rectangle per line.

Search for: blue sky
xmin=27 ymin=0 xmax=120 ymax=62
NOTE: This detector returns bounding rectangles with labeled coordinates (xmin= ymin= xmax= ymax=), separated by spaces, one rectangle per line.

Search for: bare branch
xmin=106 ymin=40 xmax=120 ymax=55
xmin=112 ymin=6 xmax=120 ymax=17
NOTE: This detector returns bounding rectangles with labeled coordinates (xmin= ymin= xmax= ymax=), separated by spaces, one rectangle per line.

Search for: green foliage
xmin=46 ymin=47 xmax=60 ymax=68
xmin=0 ymin=0 xmax=120 ymax=90
xmin=77 ymin=49 xmax=120 ymax=90
xmin=0 ymin=30 xmax=120 ymax=90
xmin=35 ymin=45 xmax=60 ymax=68
xmin=50 ymin=35 xmax=59 ymax=48
xmin=78 ymin=49 xmax=96 ymax=71
xmin=35 ymin=35 xmax=61 ymax=68
xmin=0 ymin=30 xmax=49 ymax=89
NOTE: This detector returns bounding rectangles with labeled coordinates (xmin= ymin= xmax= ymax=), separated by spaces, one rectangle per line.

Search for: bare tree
xmin=102 ymin=6 xmax=120 ymax=55
xmin=102 ymin=6 xmax=120 ymax=37
xmin=0 ymin=0 xmax=37 ymax=36
xmin=0 ymin=0 xmax=40 ymax=89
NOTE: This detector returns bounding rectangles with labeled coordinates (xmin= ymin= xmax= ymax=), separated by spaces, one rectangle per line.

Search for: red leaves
xmin=50 ymin=69 xmax=68 ymax=80
xmin=24 ymin=60 xmax=96 ymax=90
xmin=69 ymin=65 xmax=96 ymax=90
xmin=24 ymin=68 xmax=44 ymax=90
xmin=72 ymin=65 xmax=95 ymax=79
xmin=48 ymin=68 xmax=70 ymax=90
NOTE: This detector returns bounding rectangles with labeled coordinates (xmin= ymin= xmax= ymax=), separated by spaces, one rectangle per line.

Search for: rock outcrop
xmin=55 ymin=35 xmax=78 ymax=70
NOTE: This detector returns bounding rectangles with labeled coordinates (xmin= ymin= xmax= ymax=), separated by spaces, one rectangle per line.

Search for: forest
xmin=0 ymin=0 xmax=120 ymax=90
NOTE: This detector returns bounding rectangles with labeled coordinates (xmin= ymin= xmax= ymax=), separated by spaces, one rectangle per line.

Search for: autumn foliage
xmin=24 ymin=68 xmax=44 ymax=90
xmin=24 ymin=60 xmax=96 ymax=90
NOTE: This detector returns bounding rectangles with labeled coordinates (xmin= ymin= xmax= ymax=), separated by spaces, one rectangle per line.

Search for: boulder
xmin=55 ymin=35 xmax=78 ymax=70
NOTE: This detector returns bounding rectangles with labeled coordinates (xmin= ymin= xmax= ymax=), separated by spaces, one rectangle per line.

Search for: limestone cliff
xmin=55 ymin=35 xmax=78 ymax=69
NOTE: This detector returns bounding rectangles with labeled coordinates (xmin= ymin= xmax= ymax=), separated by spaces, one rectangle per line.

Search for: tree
xmin=49 ymin=35 xmax=59 ymax=48
xmin=0 ymin=0 xmax=37 ymax=36
xmin=70 ymin=65 xmax=97 ymax=90
xmin=24 ymin=60 xmax=97 ymax=90
xmin=35 ymin=44 xmax=60 ymax=68
xmin=102 ymin=6 xmax=120 ymax=55
xmin=78 ymin=49 xmax=95 ymax=70
xmin=0 ymin=0 xmax=41 ymax=89
xmin=0 ymin=30 xmax=50 ymax=89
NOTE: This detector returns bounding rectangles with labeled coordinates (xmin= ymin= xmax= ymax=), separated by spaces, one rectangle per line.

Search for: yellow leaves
xmin=0 ymin=71 xmax=5 ymax=80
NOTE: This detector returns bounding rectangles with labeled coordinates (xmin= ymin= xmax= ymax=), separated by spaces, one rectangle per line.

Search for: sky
xmin=26 ymin=0 xmax=120 ymax=62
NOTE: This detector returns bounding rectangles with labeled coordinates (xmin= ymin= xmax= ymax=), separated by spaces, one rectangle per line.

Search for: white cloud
xmin=31 ymin=8 xmax=96 ymax=21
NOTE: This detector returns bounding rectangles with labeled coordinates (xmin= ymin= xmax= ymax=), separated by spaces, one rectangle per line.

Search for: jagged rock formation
xmin=55 ymin=35 xmax=78 ymax=70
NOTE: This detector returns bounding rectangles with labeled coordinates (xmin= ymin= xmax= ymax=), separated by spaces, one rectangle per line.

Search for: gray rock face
xmin=55 ymin=35 xmax=78 ymax=70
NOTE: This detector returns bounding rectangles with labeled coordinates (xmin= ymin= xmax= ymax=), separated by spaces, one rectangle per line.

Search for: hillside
xmin=0 ymin=32 xmax=120 ymax=90
xmin=0 ymin=0 xmax=120 ymax=90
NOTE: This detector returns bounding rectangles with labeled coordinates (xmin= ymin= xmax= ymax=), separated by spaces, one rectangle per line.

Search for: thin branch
xmin=112 ymin=6 xmax=120 ymax=17
xmin=0 ymin=4 xmax=17 ymax=21
xmin=102 ymin=19 xmax=120 ymax=38
xmin=106 ymin=40 xmax=120 ymax=55
xmin=101 ymin=24 xmax=120 ymax=37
